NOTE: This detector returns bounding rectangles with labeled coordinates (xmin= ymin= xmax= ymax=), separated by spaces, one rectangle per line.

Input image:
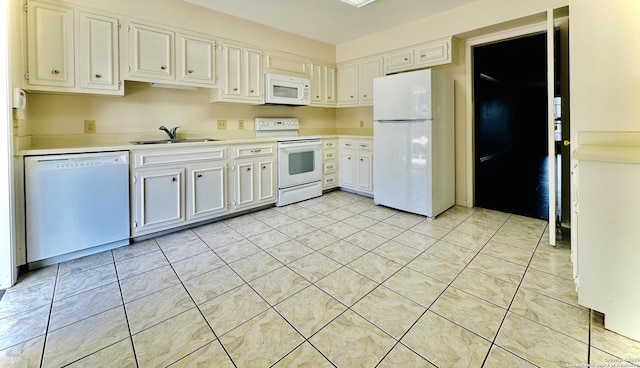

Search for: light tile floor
xmin=1 ymin=190 xmax=640 ymax=367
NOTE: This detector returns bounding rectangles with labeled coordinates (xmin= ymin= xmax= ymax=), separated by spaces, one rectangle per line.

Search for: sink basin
xmin=130 ymin=138 xmax=220 ymax=145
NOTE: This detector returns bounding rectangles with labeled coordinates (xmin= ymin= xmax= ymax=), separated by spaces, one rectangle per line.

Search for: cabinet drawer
xmin=414 ymin=40 xmax=450 ymax=67
xmin=356 ymin=141 xmax=372 ymax=151
xmin=323 ymin=139 xmax=337 ymax=149
xmin=324 ymin=161 xmax=337 ymax=174
xmin=323 ymin=174 xmax=338 ymax=188
xmin=133 ymin=146 xmax=226 ymax=168
xmin=385 ymin=48 xmax=414 ymax=73
xmin=340 ymin=141 xmax=356 ymax=150
xmin=233 ymin=144 xmax=275 ymax=158
xmin=323 ymin=151 xmax=336 ymax=160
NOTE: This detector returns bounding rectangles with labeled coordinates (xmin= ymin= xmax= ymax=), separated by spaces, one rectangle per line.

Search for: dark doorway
xmin=473 ymin=33 xmax=549 ymax=220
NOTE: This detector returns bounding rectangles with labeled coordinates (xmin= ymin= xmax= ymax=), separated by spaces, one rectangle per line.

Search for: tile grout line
xmin=38 ymin=263 xmax=60 ymax=368
xmin=111 ymin=249 xmax=141 ymax=368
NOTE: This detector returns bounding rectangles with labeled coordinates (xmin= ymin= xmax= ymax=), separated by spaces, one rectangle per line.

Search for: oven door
xmin=278 ymin=139 xmax=322 ymax=189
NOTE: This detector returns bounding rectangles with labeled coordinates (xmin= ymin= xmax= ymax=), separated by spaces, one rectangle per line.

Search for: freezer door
xmin=373 ymin=70 xmax=432 ymax=121
xmin=373 ymin=119 xmax=433 ymax=216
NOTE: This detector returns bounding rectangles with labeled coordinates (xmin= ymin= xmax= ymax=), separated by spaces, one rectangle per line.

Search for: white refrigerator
xmin=373 ymin=69 xmax=454 ymax=218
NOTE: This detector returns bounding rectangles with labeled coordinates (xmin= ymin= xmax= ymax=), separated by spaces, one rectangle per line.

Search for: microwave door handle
xmin=298 ymin=84 xmax=304 ymax=100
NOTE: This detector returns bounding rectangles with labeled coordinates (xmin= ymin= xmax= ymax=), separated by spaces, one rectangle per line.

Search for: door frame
xmin=465 ymin=11 xmax=569 ymax=245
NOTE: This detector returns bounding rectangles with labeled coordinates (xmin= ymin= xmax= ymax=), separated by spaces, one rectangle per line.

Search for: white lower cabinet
xmin=339 ymin=138 xmax=373 ymax=195
xmin=131 ymin=146 xmax=228 ymax=237
xmin=133 ymin=167 xmax=185 ymax=234
xmin=322 ymin=138 xmax=338 ymax=190
xmin=230 ymin=143 xmax=276 ymax=211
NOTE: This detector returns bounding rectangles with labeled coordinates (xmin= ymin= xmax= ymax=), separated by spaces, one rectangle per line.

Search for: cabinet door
xmin=220 ymin=43 xmax=242 ymax=97
xmin=359 ymin=57 xmax=383 ymax=104
xmin=310 ymin=63 xmax=323 ymax=104
xmin=128 ymin=23 xmax=174 ymax=80
xmin=339 ymin=151 xmax=355 ymax=188
xmin=27 ymin=1 xmax=75 ymax=87
xmin=244 ymin=48 xmax=263 ymax=99
xmin=385 ymin=48 xmax=414 ymax=74
xmin=356 ymin=152 xmax=373 ymax=193
xmin=78 ymin=12 xmax=119 ymax=91
xmin=178 ymin=33 xmax=215 ymax=85
xmin=324 ymin=65 xmax=336 ymax=105
xmin=187 ymin=164 xmax=226 ymax=221
xmin=414 ymin=39 xmax=450 ymax=68
xmin=257 ymin=159 xmax=275 ymax=202
xmin=233 ymin=161 xmax=255 ymax=208
xmin=134 ymin=168 xmax=184 ymax=234
xmin=337 ymin=63 xmax=358 ymax=105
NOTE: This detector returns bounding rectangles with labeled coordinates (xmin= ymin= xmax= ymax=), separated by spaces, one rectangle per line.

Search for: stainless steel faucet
xmin=159 ymin=125 xmax=180 ymax=140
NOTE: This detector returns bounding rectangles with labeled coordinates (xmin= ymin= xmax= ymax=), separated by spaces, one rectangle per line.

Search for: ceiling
xmin=183 ymin=0 xmax=478 ymax=45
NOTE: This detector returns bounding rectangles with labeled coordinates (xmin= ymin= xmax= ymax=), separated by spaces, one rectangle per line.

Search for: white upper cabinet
xmin=26 ymin=1 xmax=123 ymax=95
xmin=27 ymin=1 xmax=75 ymax=88
xmin=337 ymin=56 xmax=383 ymax=107
xmin=178 ymin=33 xmax=216 ymax=85
xmin=358 ymin=57 xmax=383 ymax=104
xmin=78 ymin=12 xmax=119 ymax=91
xmin=211 ymin=42 xmax=262 ymax=103
xmin=127 ymin=22 xmax=174 ymax=81
xmin=310 ymin=62 xmax=336 ymax=107
xmin=385 ymin=37 xmax=454 ymax=74
xmin=264 ymin=52 xmax=309 ymax=78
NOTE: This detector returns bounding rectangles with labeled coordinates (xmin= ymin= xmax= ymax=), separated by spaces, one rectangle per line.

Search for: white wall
xmin=570 ymin=0 xmax=640 ymax=134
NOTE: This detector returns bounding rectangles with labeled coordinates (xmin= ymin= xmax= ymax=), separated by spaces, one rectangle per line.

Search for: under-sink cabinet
xmin=229 ymin=143 xmax=277 ymax=211
xmin=130 ymin=146 xmax=228 ymax=237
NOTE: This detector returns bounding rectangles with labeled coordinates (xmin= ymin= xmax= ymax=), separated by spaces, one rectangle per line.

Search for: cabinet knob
xmin=262 ymin=165 xmax=266 ymax=169
xmin=250 ymin=89 xmax=254 ymax=93
xmin=197 ymin=174 xmax=203 ymax=178
xmin=233 ymin=87 xmax=238 ymax=91
xmin=246 ymin=167 xmax=251 ymax=171
xmin=421 ymin=54 xmax=426 ymax=58
xmin=160 ymin=66 xmax=167 ymax=70
xmin=363 ymin=94 xmax=367 ymax=98
xmin=328 ymin=97 xmax=332 ymax=100
xmin=350 ymin=95 xmax=354 ymax=98
xmin=404 ymin=57 xmax=408 ymax=61
xmin=360 ymin=158 xmax=364 ymax=161
xmin=347 ymin=157 xmax=351 ymax=160
xmin=51 ymin=69 xmax=60 ymax=75
xmin=172 ymin=177 xmax=176 ymax=182
xmin=188 ymin=70 xmax=193 ymax=74
xmin=95 ymin=74 xmax=102 ymax=78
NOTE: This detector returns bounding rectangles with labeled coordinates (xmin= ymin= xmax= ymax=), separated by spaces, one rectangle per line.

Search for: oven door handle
xmin=278 ymin=139 xmax=321 ymax=148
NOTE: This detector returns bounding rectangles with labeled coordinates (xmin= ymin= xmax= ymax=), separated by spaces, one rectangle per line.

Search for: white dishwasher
xmin=25 ymin=151 xmax=130 ymax=264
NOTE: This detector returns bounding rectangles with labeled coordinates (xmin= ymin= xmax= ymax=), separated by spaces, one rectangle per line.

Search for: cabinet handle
xmin=345 ymin=144 xmax=352 ymax=147
xmin=233 ymin=87 xmax=238 ymax=91
xmin=360 ymin=144 xmax=368 ymax=148
xmin=350 ymin=95 xmax=354 ymax=98
xmin=95 ymin=74 xmax=102 ymax=78
xmin=251 ymin=149 xmax=262 ymax=153
xmin=51 ymin=69 xmax=60 ymax=75
xmin=197 ymin=174 xmax=202 ymax=178
xmin=327 ymin=165 xmax=334 ymax=169
xmin=172 ymin=177 xmax=176 ymax=182
xmin=246 ymin=167 xmax=251 ymax=171
xmin=404 ymin=57 xmax=409 ymax=61
xmin=160 ymin=66 xmax=167 ymax=70
xmin=421 ymin=54 xmax=426 ymax=58
xmin=188 ymin=70 xmax=194 ymax=74
xmin=316 ymin=95 xmax=320 ymax=98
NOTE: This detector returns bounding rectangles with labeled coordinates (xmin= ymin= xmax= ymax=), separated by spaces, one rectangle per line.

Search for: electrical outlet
xmin=238 ymin=119 xmax=244 ymax=129
xmin=359 ymin=120 xmax=364 ymax=128
xmin=84 ymin=120 xmax=96 ymax=133
xmin=217 ymin=119 xmax=227 ymax=130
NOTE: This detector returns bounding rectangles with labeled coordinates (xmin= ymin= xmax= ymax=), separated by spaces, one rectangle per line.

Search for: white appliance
xmin=264 ymin=73 xmax=311 ymax=106
xmin=25 ymin=152 xmax=130 ymax=266
xmin=373 ymin=69 xmax=454 ymax=218
xmin=255 ymin=118 xmax=322 ymax=206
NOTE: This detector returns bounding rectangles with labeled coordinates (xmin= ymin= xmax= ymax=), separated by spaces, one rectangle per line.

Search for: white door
xmin=179 ymin=34 xmax=215 ymax=85
xmin=244 ymin=48 xmax=262 ymax=99
xmin=135 ymin=168 xmax=184 ymax=233
xmin=128 ymin=23 xmax=174 ymax=80
xmin=187 ymin=164 xmax=226 ymax=220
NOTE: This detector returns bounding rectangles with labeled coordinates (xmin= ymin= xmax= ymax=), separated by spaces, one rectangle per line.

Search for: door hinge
xmin=24 ymin=4 xmax=28 ymax=12
xmin=127 ymin=25 xmax=130 ymax=32
xmin=128 ymin=65 xmax=131 ymax=72
xmin=118 ymin=80 xmax=122 ymax=88
xmin=25 ymin=72 xmax=29 ymax=80
xmin=117 ymin=22 xmax=121 ymax=30
xmin=134 ymin=221 xmax=137 ymax=228
xmin=132 ymin=175 xmax=137 ymax=184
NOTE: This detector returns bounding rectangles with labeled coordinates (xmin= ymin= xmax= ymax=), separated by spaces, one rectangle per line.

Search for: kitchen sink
xmin=130 ymin=138 xmax=221 ymax=145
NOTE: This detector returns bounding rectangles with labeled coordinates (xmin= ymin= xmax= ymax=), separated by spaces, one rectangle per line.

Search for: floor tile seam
xmin=525 ymin=262 xmax=576 ymax=282
xmin=0 ymin=295 xmax=57 ymax=321
xmin=112 ymin=253 xmax=142 ymax=368
xmin=485 ymin=237 xmax=540 ymax=252
xmin=55 ymin=336 xmax=133 ymax=368
xmin=115 ymin=260 xmax=174 ymax=282
xmin=478 ymin=219 xmax=552 ymax=367
xmin=505 ymin=306 xmax=591 ymax=345
xmin=52 ymin=274 xmax=120 ymax=303
xmin=428 ymin=308 xmax=495 ymax=344
xmin=56 ymin=260 xmax=116 ymax=279
xmin=1 ymin=264 xmax=58 ymax=367
xmin=429 ymin=237 xmax=484 ymax=255
xmin=441 ymin=285 xmax=510 ymax=312
xmin=488 ymin=341 xmax=543 ymax=367
xmin=516 ymin=283 xmax=583 ymax=310
xmin=461 ymin=261 xmax=527 ymax=286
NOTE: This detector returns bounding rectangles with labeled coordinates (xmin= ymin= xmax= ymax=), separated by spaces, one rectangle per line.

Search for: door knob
xmin=563 ymin=140 xmax=571 ymax=147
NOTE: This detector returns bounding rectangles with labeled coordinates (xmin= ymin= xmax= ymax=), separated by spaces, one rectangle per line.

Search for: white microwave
xmin=264 ymin=73 xmax=311 ymax=106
